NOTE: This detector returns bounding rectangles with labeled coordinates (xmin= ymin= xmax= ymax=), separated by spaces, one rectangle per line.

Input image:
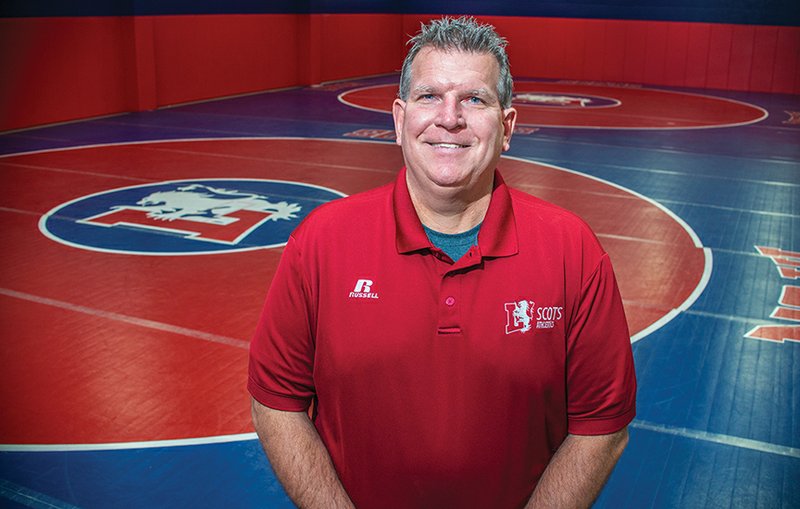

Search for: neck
xmin=406 ymin=172 xmax=493 ymax=234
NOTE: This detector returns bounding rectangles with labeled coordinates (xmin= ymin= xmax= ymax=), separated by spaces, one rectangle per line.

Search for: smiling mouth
xmin=428 ymin=142 xmax=470 ymax=149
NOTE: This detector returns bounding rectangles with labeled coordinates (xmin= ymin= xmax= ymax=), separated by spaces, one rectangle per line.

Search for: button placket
xmin=438 ymin=272 xmax=461 ymax=335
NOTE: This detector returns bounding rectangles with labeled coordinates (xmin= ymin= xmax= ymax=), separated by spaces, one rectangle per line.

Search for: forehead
xmin=409 ymin=47 xmax=500 ymax=90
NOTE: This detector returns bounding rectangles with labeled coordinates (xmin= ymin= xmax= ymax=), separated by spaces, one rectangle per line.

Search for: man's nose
xmin=436 ymin=97 xmax=465 ymax=130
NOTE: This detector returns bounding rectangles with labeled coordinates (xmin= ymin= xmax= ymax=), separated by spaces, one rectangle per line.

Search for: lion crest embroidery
xmin=131 ymin=184 xmax=301 ymax=223
xmin=505 ymin=300 xmax=535 ymax=334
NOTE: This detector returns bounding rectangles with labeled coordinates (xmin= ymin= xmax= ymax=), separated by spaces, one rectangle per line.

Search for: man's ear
xmin=392 ymin=98 xmax=406 ymax=146
xmin=501 ymin=107 xmax=517 ymax=152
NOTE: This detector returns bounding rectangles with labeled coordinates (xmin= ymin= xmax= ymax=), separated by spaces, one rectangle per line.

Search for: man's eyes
xmin=414 ymin=94 xmax=488 ymax=105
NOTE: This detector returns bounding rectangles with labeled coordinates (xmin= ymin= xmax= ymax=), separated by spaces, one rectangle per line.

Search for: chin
xmin=429 ymin=171 xmax=471 ymax=188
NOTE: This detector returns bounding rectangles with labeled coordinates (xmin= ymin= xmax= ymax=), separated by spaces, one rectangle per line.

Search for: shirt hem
xmin=247 ymin=377 xmax=312 ymax=412
xmin=567 ymin=406 xmax=636 ymax=436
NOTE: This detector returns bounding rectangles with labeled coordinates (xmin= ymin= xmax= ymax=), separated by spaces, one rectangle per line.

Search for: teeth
xmin=431 ymin=143 xmax=465 ymax=148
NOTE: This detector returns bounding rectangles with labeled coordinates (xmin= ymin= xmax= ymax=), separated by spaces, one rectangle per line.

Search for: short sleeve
xmin=248 ymin=235 xmax=316 ymax=412
xmin=566 ymin=253 xmax=637 ymax=435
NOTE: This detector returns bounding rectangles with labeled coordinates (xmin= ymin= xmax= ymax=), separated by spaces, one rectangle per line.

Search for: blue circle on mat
xmin=39 ymin=179 xmax=345 ymax=255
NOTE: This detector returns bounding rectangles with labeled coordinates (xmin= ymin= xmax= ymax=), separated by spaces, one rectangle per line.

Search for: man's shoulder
xmin=292 ymin=180 xmax=394 ymax=238
xmin=507 ymin=187 xmax=593 ymax=233
xmin=505 ymin=186 xmax=608 ymax=269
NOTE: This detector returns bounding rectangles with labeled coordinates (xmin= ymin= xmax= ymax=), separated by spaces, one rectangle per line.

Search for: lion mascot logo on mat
xmin=40 ymin=178 xmax=345 ymax=255
xmin=135 ymin=184 xmax=301 ymax=223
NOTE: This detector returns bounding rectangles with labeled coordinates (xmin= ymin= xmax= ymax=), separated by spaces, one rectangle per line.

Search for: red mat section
xmin=0 ymin=138 xmax=705 ymax=444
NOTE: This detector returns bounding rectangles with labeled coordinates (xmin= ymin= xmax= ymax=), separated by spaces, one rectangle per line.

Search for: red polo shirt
xmin=248 ymin=168 xmax=636 ymax=509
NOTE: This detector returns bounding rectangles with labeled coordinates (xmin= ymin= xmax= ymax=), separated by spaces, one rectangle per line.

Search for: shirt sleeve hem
xmin=567 ymin=406 xmax=636 ymax=436
xmin=247 ymin=377 xmax=312 ymax=412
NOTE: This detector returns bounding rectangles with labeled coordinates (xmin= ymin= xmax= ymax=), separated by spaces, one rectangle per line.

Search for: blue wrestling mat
xmin=1 ymin=76 xmax=798 ymax=508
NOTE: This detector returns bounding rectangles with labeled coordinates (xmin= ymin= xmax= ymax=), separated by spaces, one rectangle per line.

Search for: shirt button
xmin=445 ymin=296 xmax=455 ymax=306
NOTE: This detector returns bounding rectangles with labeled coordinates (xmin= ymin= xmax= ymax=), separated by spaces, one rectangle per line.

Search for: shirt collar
xmin=393 ymin=167 xmax=518 ymax=258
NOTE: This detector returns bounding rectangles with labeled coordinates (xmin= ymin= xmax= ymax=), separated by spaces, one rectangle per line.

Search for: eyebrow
xmin=411 ymin=85 xmax=437 ymax=95
xmin=467 ymin=88 xmax=494 ymax=99
xmin=411 ymin=85 xmax=496 ymax=100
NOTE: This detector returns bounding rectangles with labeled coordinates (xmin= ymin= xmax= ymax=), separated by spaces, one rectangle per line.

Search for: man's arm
xmin=251 ymin=398 xmax=355 ymax=509
xmin=526 ymin=427 xmax=629 ymax=509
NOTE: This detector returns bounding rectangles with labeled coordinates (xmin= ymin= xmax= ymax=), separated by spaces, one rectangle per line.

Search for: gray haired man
xmin=249 ymin=16 xmax=636 ymax=508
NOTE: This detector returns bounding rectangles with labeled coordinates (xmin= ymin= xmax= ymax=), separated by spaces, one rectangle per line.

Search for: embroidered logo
xmin=349 ymin=279 xmax=379 ymax=299
xmin=505 ymin=300 xmax=563 ymax=334
xmin=505 ymin=300 xmax=535 ymax=333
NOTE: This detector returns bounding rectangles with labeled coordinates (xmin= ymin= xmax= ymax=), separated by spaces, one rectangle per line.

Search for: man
xmin=249 ymin=16 xmax=636 ymax=509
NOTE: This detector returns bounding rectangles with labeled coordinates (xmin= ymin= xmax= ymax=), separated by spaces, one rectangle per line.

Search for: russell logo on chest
xmin=349 ymin=279 xmax=380 ymax=299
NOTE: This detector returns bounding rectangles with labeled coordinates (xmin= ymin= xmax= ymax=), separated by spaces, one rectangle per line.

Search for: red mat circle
xmin=1 ymin=138 xmax=706 ymax=444
xmin=340 ymin=81 xmax=767 ymax=129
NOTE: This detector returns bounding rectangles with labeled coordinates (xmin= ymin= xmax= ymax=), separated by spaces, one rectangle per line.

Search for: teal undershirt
xmin=423 ymin=223 xmax=481 ymax=262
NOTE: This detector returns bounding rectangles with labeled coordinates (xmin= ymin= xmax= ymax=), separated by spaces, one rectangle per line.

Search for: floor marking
xmin=630 ymin=247 xmax=713 ymax=344
xmin=35 ymin=175 xmax=346 ymax=257
xmin=0 ymin=112 xmax=128 ymax=136
xmin=1 ymin=161 xmax=154 ymax=183
xmin=596 ymin=232 xmax=672 ymax=245
xmin=0 ymin=288 xmax=249 ymax=350
xmin=517 ymin=138 xmax=800 ymax=171
xmin=712 ymin=246 xmax=796 ymax=258
xmin=0 ymin=138 xmax=397 ymax=177
xmin=338 ymin=82 xmax=769 ymax=130
xmin=0 ymin=135 xmax=390 ymax=159
xmin=0 ymin=479 xmax=82 ymax=509
xmin=568 ymin=159 xmax=800 ymax=187
xmin=148 ymin=146 xmax=397 ymax=175
xmin=519 ymin=151 xmax=800 ymax=189
xmin=513 ymin=181 xmax=651 ymax=203
xmin=0 ymin=207 xmax=46 ymax=218
xmin=656 ymin=199 xmax=799 ymax=219
xmin=631 ymin=420 xmax=800 ymax=459
xmin=0 ymin=433 xmax=258 ymax=452
xmin=683 ymin=308 xmax=794 ymax=326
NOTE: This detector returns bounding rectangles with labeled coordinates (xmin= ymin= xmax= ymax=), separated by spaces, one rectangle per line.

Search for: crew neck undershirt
xmin=422 ymin=223 xmax=481 ymax=262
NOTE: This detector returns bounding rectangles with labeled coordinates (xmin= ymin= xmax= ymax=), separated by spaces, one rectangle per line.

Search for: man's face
xmin=392 ymin=47 xmax=517 ymax=195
